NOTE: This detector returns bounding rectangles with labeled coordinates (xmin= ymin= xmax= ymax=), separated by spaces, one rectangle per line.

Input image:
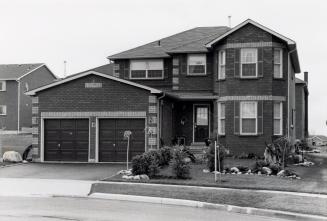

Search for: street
xmin=0 ymin=196 xmax=290 ymax=221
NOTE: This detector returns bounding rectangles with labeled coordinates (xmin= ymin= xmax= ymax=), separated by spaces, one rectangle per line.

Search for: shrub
xmin=131 ymin=151 xmax=160 ymax=177
xmin=158 ymin=147 xmax=173 ymax=167
xmin=171 ymin=150 xmax=191 ymax=179
xmin=206 ymin=143 xmax=225 ymax=172
xmin=236 ymin=165 xmax=249 ymax=173
xmin=251 ymin=160 xmax=269 ymax=173
xmin=269 ymin=163 xmax=281 ymax=175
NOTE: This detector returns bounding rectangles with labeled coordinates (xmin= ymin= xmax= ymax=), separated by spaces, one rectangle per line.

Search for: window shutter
xmin=282 ymin=48 xmax=287 ymax=80
xmin=124 ymin=61 xmax=130 ymax=79
xmin=180 ymin=55 xmax=187 ymax=75
xmin=164 ymin=59 xmax=169 ymax=79
xmin=257 ymin=100 xmax=263 ymax=135
xmin=206 ymin=54 xmax=212 ymax=75
xmin=257 ymin=48 xmax=263 ymax=78
xmin=234 ymin=49 xmax=240 ymax=78
xmin=234 ymin=101 xmax=240 ymax=134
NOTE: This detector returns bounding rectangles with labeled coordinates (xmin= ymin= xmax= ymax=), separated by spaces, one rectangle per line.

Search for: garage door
xmin=44 ymin=119 xmax=89 ymax=162
xmin=99 ymin=119 xmax=145 ymax=162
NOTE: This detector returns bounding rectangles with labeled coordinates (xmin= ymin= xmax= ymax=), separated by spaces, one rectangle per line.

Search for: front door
xmin=194 ymin=105 xmax=209 ymax=143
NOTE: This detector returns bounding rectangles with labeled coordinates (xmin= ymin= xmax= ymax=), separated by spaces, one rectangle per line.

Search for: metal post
xmin=127 ymin=136 xmax=130 ymax=170
xmin=214 ymin=141 xmax=217 ymax=182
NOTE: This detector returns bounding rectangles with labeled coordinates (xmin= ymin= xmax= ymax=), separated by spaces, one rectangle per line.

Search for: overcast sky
xmin=0 ymin=0 xmax=325 ymax=135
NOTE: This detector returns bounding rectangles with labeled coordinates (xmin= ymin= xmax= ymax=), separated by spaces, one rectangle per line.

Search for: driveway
xmin=0 ymin=163 xmax=125 ymax=180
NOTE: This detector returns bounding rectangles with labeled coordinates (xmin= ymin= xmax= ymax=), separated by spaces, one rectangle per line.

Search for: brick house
xmin=0 ymin=63 xmax=57 ymax=132
xmin=26 ymin=19 xmax=306 ymax=162
xmin=295 ymin=72 xmax=309 ymax=141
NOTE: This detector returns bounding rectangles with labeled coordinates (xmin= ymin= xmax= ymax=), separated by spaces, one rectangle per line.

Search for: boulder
xmin=203 ymin=169 xmax=210 ymax=173
xmin=122 ymin=175 xmax=132 ymax=180
xmin=139 ymin=174 xmax=149 ymax=180
xmin=133 ymin=175 xmax=141 ymax=180
xmin=277 ymin=170 xmax=285 ymax=177
xmin=262 ymin=167 xmax=272 ymax=175
xmin=2 ymin=151 xmax=22 ymax=163
xmin=230 ymin=167 xmax=239 ymax=173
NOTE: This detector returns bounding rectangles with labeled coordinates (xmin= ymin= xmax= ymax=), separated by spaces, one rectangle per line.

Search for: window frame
xmin=240 ymin=48 xmax=258 ymax=78
xmin=0 ymin=81 xmax=6 ymax=92
xmin=273 ymin=48 xmax=283 ymax=79
xmin=273 ymin=102 xmax=283 ymax=135
xmin=187 ymin=54 xmax=207 ymax=76
xmin=129 ymin=59 xmax=164 ymax=80
xmin=240 ymin=101 xmax=257 ymax=135
xmin=218 ymin=102 xmax=225 ymax=135
xmin=0 ymin=105 xmax=7 ymax=115
xmin=218 ymin=50 xmax=226 ymax=80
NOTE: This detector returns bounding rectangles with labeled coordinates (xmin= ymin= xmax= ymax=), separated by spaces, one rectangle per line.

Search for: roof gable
xmin=25 ymin=71 xmax=162 ymax=96
xmin=0 ymin=63 xmax=45 ymax=80
xmin=205 ymin=19 xmax=296 ymax=47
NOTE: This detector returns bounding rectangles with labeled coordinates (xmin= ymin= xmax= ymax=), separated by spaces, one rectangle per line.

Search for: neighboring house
xmin=308 ymin=135 xmax=327 ymax=146
xmin=0 ymin=63 xmax=57 ymax=132
xmin=26 ymin=19 xmax=306 ymax=163
xmin=295 ymin=72 xmax=309 ymax=141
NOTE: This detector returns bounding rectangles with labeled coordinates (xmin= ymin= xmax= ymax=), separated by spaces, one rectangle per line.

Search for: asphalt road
xmin=0 ymin=196 xmax=290 ymax=221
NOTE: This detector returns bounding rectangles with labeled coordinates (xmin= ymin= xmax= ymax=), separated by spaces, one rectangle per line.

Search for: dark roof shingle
xmin=108 ymin=26 xmax=230 ymax=60
xmin=0 ymin=63 xmax=44 ymax=80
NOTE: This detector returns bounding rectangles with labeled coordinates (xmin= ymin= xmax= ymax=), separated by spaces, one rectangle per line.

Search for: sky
xmin=0 ymin=0 xmax=326 ymax=135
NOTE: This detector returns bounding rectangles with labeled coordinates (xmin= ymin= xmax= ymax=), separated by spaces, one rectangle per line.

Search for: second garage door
xmin=99 ymin=119 xmax=145 ymax=162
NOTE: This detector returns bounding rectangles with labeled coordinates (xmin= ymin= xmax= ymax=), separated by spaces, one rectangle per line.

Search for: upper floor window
xmin=187 ymin=54 xmax=206 ymax=75
xmin=273 ymin=48 xmax=283 ymax=78
xmin=130 ymin=59 xmax=164 ymax=79
xmin=240 ymin=101 xmax=257 ymax=135
xmin=0 ymin=81 xmax=6 ymax=91
xmin=0 ymin=105 xmax=7 ymax=115
xmin=218 ymin=102 xmax=225 ymax=135
xmin=273 ymin=102 xmax=283 ymax=135
xmin=241 ymin=48 xmax=257 ymax=78
xmin=218 ymin=50 xmax=226 ymax=80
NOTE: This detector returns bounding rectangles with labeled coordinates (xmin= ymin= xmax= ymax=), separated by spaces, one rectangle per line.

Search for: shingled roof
xmin=107 ymin=26 xmax=230 ymax=60
xmin=0 ymin=63 xmax=44 ymax=80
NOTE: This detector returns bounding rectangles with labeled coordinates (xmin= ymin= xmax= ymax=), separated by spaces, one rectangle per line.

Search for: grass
xmin=107 ymin=155 xmax=327 ymax=194
xmin=91 ymin=182 xmax=327 ymax=217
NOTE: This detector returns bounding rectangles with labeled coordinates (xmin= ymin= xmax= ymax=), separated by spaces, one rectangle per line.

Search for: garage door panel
xmin=76 ymin=130 xmax=89 ymax=140
xmin=45 ymin=120 xmax=60 ymax=129
xmin=131 ymin=141 xmax=145 ymax=151
xmin=45 ymin=141 xmax=59 ymax=150
xmin=76 ymin=120 xmax=89 ymax=129
xmin=99 ymin=130 xmax=115 ymax=140
xmin=45 ymin=130 xmax=60 ymax=140
xmin=61 ymin=130 xmax=75 ymax=140
xmin=131 ymin=130 xmax=145 ymax=140
xmin=60 ymin=120 xmax=75 ymax=129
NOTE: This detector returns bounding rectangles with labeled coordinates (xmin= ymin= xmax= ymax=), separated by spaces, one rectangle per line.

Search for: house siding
xmin=0 ymin=80 xmax=18 ymax=130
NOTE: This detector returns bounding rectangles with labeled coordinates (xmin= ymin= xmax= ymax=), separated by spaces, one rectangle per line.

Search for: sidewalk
xmin=0 ymin=178 xmax=326 ymax=220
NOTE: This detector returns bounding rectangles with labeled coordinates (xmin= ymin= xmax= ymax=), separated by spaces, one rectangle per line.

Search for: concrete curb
xmin=89 ymin=193 xmax=327 ymax=221
xmin=0 ymin=162 xmax=25 ymax=168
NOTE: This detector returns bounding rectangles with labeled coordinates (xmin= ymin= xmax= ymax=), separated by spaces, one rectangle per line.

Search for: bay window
xmin=218 ymin=103 xmax=225 ymax=135
xmin=241 ymin=48 xmax=257 ymax=78
xmin=273 ymin=48 xmax=283 ymax=78
xmin=274 ymin=102 xmax=283 ymax=135
xmin=218 ymin=50 xmax=226 ymax=79
xmin=188 ymin=54 xmax=206 ymax=75
xmin=240 ymin=101 xmax=257 ymax=135
xmin=130 ymin=59 xmax=164 ymax=79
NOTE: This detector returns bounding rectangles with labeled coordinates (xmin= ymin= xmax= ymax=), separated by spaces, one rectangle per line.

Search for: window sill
xmin=130 ymin=78 xmax=164 ymax=81
xmin=239 ymin=134 xmax=259 ymax=137
xmin=273 ymin=77 xmax=285 ymax=81
xmin=187 ymin=74 xmax=207 ymax=77
xmin=239 ymin=76 xmax=259 ymax=79
xmin=216 ymin=78 xmax=226 ymax=82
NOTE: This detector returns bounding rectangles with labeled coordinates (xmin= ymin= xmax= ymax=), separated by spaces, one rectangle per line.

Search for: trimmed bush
xmin=206 ymin=143 xmax=226 ymax=172
xmin=131 ymin=151 xmax=160 ymax=178
xmin=158 ymin=147 xmax=173 ymax=167
xmin=171 ymin=150 xmax=191 ymax=179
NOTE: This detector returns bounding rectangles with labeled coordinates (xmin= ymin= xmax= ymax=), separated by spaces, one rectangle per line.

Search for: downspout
xmin=17 ymin=80 xmax=21 ymax=133
xmin=287 ymin=48 xmax=297 ymax=141
xmin=157 ymin=92 xmax=166 ymax=148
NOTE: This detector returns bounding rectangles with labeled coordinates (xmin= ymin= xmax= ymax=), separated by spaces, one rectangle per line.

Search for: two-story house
xmin=26 ymin=19 xmax=306 ymax=162
xmin=0 ymin=63 xmax=57 ymax=133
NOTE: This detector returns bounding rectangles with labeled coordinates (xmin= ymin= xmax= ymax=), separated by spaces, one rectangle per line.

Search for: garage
xmin=99 ymin=119 xmax=145 ymax=162
xmin=44 ymin=119 xmax=89 ymax=162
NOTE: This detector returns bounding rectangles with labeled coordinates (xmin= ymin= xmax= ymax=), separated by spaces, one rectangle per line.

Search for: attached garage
xmin=26 ymin=71 xmax=160 ymax=163
xmin=98 ymin=118 xmax=145 ymax=162
xmin=44 ymin=119 xmax=89 ymax=162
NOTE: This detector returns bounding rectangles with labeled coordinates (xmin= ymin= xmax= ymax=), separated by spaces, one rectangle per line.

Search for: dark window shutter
xmin=257 ymin=48 xmax=263 ymax=78
xmin=164 ymin=59 xmax=169 ymax=79
xmin=234 ymin=101 xmax=240 ymax=135
xmin=234 ymin=49 xmax=240 ymax=78
xmin=180 ymin=55 xmax=187 ymax=75
xmin=282 ymin=48 xmax=287 ymax=79
xmin=257 ymin=100 xmax=263 ymax=135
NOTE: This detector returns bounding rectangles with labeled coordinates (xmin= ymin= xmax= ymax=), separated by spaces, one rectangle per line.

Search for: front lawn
xmin=107 ymin=156 xmax=327 ymax=194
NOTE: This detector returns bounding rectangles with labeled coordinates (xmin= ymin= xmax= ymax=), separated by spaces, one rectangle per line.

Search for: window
xmin=274 ymin=49 xmax=283 ymax=78
xmin=130 ymin=59 xmax=164 ymax=79
xmin=0 ymin=105 xmax=7 ymax=115
xmin=188 ymin=54 xmax=206 ymax=75
xmin=274 ymin=102 xmax=283 ymax=135
xmin=0 ymin=81 xmax=6 ymax=91
xmin=25 ymin=82 xmax=29 ymax=92
xmin=241 ymin=48 xmax=257 ymax=78
xmin=218 ymin=50 xmax=226 ymax=79
xmin=240 ymin=101 xmax=257 ymax=135
xmin=218 ymin=103 xmax=225 ymax=135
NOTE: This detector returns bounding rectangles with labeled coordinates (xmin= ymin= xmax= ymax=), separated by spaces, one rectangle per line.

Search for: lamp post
xmin=124 ymin=130 xmax=132 ymax=170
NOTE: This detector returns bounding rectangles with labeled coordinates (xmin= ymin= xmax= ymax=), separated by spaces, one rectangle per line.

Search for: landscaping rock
xmin=183 ymin=157 xmax=191 ymax=163
xmin=139 ymin=174 xmax=150 ymax=180
xmin=277 ymin=170 xmax=285 ymax=177
xmin=122 ymin=175 xmax=133 ymax=180
xmin=117 ymin=169 xmax=132 ymax=176
xmin=133 ymin=175 xmax=141 ymax=180
xmin=294 ymin=161 xmax=315 ymax=167
xmin=230 ymin=167 xmax=239 ymax=173
xmin=203 ymin=169 xmax=210 ymax=173
xmin=2 ymin=151 xmax=22 ymax=163
xmin=313 ymin=149 xmax=321 ymax=153
xmin=262 ymin=167 xmax=272 ymax=175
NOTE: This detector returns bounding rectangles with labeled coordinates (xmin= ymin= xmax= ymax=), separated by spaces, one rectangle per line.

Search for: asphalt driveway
xmin=0 ymin=163 xmax=125 ymax=180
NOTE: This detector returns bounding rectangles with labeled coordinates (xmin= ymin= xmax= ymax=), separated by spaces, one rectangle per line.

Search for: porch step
xmin=189 ymin=143 xmax=208 ymax=154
